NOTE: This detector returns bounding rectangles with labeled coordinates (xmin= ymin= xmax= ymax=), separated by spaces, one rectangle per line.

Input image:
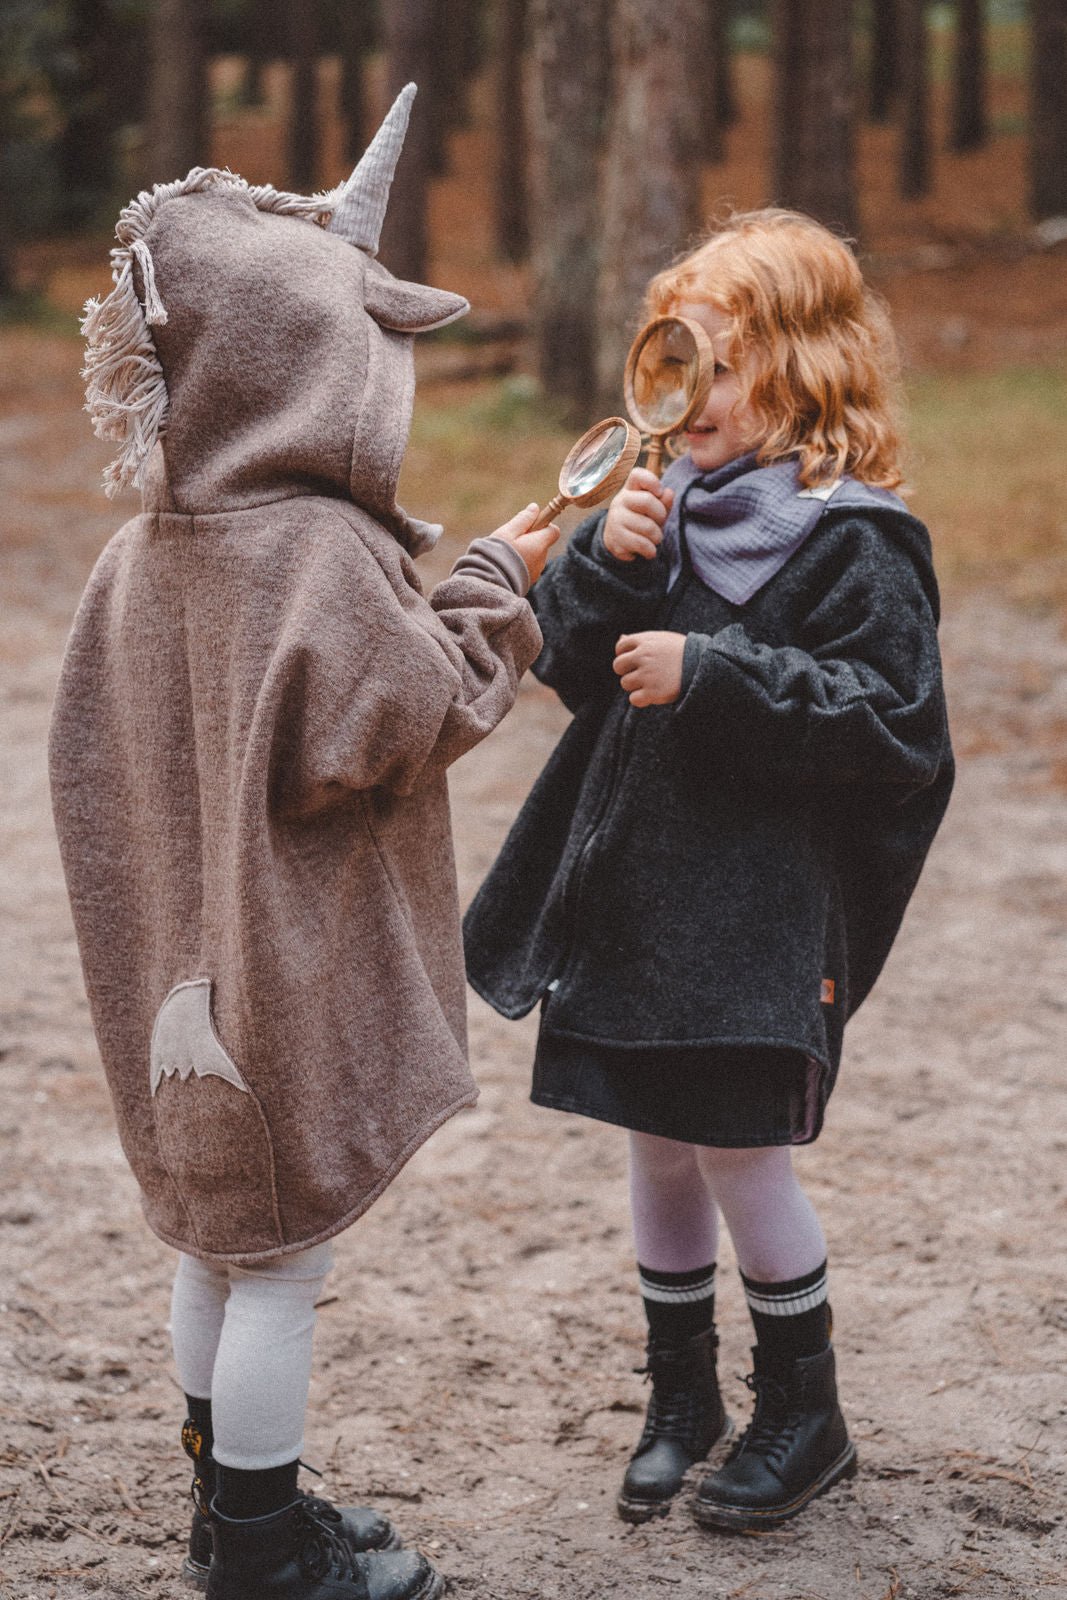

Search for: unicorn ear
xmin=362 ymin=258 xmax=469 ymax=332
xmin=328 ymin=82 xmax=416 ymax=256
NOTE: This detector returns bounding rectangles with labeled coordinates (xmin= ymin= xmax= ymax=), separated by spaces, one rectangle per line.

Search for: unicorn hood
xmin=82 ymin=84 xmax=467 ymax=555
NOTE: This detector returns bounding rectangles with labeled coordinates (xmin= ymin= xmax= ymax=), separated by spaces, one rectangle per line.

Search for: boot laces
xmin=298 ymin=1503 xmax=365 ymax=1584
xmin=634 ymin=1340 xmax=716 ymax=1449
xmin=728 ymin=1370 xmax=801 ymax=1468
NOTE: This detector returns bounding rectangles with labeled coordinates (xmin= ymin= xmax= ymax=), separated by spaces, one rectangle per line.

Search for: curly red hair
xmin=645 ymin=209 xmax=905 ymax=490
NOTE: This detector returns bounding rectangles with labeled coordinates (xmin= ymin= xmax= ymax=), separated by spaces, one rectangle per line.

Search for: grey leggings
xmin=170 ymin=1242 xmax=333 ymax=1470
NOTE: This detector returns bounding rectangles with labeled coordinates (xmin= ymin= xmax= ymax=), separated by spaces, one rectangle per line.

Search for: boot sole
xmin=616 ymin=1416 xmax=735 ymax=1525
xmin=693 ymin=1441 xmax=858 ymax=1532
xmin=181 ymin=1554 xmax=210 ymax=1592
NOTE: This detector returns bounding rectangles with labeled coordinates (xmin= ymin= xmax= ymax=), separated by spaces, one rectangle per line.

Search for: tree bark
xmin=1029 ymin=0 xmax=1067 ymax=219
xmin=53 ymin=0 xmax=126 ymax=227
xmin=771 ymin=0 xmax=858 ymax=236
xmin=528 ymin=0 xmax=613 ymax=419
xmin=379 ymin=0 xmax=439 ymax=284
xmin=148 ymin=0 xmax=211 ymax=178
xmin=713 ymin=0 xmax=738 ymax=129
xmin=698 ymin=2 xmax=726 ymax=163
xmin=597 ymin=0 xmax=706 ymax=410
xmin=950 ymin=0 xmax=987 ymax=151
xmin=287 ymin=0 xmax=320 ymax=193
xmin=339 ymin=2 xmax=376 ymax=162
xmin=898 ymin=0 xmax=931 ymax=198
xmin=868 ymin=0 xmax=898 ymax=123
xmin=494 ymin=0 xmax=529 ymax=262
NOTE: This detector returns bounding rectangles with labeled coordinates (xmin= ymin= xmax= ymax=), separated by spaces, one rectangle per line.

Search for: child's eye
xmin=713 ymin=361 xmax=730 ymax=377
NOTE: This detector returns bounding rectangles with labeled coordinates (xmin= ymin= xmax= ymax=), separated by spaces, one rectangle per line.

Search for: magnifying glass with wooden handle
xmin=528 ymin=417 xmax=643 ymax=530
xmin=624 ymin=314 xmax=716 ymax=477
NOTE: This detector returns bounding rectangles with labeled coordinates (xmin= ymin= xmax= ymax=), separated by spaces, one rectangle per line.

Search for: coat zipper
xmin=547 ymin=493 xmax=700 ymax=997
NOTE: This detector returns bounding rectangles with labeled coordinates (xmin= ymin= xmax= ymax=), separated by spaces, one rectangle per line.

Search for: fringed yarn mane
xmin=82 ymin=167 xmax=345 ymax=497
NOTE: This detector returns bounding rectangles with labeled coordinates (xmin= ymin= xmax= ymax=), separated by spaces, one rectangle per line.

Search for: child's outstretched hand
xmin=603 ymin=468 xmax=675 ymax=562
xmin=614 ymin=631 xmax=687 ymax=707
xmin=492 ymin=503 xmax=560 ymax=586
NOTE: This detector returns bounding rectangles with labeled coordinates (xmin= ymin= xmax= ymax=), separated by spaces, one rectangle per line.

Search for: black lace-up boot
xmin=617 ymin=1330 xmax=732 ymax=1523
xmin=693 ymin=1344 xmax=856 ymax=1531
xmin=181 ymin=1420 xmax=399 ymax=1591
xmin=205 ymin=1498 xmax=442 ymax=1600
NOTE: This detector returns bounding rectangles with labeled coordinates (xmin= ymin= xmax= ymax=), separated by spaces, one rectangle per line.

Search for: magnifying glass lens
xmin=632 ymin=321 xmax=701 ymax=431
xmin=564 ymin=421 xmax=631 ymax=497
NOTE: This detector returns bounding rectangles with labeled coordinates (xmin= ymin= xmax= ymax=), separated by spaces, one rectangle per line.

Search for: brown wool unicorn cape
xmin=49 ymin=87 xmax=542 ymax=1263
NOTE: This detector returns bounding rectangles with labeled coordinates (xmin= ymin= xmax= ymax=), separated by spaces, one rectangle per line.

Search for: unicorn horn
xmin=329 ymin=82 xmax=416 ymax=255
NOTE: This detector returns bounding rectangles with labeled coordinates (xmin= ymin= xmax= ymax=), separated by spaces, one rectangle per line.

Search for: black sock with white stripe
xmin=638 ymin=1262 xmax=717 ymax=1343
xmin=741 ymin=1260 xmax=831 ymax=1367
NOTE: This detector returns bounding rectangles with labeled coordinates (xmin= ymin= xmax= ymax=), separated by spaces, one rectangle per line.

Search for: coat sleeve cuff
xmin=450 ymin=535 xmax=531 ymax=597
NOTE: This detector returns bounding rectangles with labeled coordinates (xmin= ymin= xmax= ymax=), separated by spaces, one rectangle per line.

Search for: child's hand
xmin=614 ymin=631 xmax=687 ymax=707
xmin=492 ymin=503 xmax=560 ymax=586
xmin=602 ymin=468 xmax=675 ymax=562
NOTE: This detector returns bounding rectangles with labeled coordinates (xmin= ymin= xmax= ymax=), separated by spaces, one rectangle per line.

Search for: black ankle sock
xmin=215 ymin=1459 xmax=300 ymax=1520
xmin=638 ymin=1261 xmax=717 ymax=1343
xmin=741 ymin=1260 xmax=831 ymax=1366
xmin=183 ymin=1394 xmax=215 ymax=1464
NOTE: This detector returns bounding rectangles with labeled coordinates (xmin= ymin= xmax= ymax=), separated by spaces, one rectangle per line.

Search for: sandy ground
xmin=1 ymin=334 xmax=1066 ymax=1600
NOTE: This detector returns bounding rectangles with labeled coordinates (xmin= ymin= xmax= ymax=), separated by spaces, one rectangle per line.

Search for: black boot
xmin=693 ymin=1344 xmax=856 ymax=1531
xmin=181 ymin=1421 xmax=399 ymax=1591
xmin=617 ymin=1330 xmax=732 ymax=1523
xmin=205 ymin=1498 xmax=442 ymax=1600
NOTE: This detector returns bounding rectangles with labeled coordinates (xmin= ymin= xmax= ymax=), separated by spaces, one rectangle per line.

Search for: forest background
xmin=1 ymin=3 xmax=1066 ymax=1598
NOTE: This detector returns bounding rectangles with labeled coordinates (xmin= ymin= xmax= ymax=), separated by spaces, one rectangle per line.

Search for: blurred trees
xmin=2 ymin=0 xmax=1065 ymax=327
xmin=1029 ymin=0 xmax=1067 ymax=220
xmin=147 ymin=0 xmax=210 ymax=178
xmin=596 ymin=0 xmax=706 ymax=406
xmin=772 ymin=0 xmax=858 ymax=235
xmin=528 ymin=0 xmax=611 ymax=417
xmin=951 ymin=0 xmax=988 ymax=151
xmin=493 ymin=0 xmax=528 ymax=263
xmin=378 ymin=0 xmax=437 ymax=282
xmin=898 ymin=0 xmax=931 ymax=197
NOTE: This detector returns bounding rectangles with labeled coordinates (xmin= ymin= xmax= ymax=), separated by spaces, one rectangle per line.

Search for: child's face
xmin=675 ymin=302 xmax=763 ymax=473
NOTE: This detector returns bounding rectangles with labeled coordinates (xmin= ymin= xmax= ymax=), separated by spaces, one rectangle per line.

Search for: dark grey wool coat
xmin=463 ymin=499 xmax=954 ymax=1089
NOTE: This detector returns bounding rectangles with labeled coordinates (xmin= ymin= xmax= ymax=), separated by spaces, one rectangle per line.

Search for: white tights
xmin=170 ymin=1242 xmax=334 ymax=1470
xmin=629 ymin=1132 xmax=827 ymax=1283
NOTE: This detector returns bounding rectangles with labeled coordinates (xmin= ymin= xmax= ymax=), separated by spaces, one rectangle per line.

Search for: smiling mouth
xmin=688 ymin=426 xmax=717 ymax=436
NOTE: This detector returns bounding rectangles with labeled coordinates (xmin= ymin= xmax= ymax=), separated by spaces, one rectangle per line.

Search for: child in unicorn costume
xmin=49 ymin=87 xmax=556 ymax=1600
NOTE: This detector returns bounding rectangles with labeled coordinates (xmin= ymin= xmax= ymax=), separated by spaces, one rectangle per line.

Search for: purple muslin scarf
xmin=659 ymin=451 xmax=908 ymax=606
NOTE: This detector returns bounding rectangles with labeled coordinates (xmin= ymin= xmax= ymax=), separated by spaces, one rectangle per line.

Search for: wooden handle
xmin=644 ymin=437 xmax=666 ymax=478
xmin=529 ymin=492 xmax=569 ymax=530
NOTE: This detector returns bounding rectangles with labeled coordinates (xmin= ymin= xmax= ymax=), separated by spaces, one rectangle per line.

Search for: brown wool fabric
xmin=49 ymin=184 xmax=542 ymax=1263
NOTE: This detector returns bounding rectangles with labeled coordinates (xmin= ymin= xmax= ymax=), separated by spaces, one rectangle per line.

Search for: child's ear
xmin=362 ymin=259 xmax=469 ymax=333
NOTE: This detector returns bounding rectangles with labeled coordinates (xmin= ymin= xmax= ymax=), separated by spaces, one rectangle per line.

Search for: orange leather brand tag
xmin=820 ymin=978 xmax=835 ymax=1005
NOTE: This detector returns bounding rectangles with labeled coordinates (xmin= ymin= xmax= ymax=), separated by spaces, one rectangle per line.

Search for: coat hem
xmin=142 ymin=1085 xmax=480 ymax=1265
xmin=538 ymin=1021 xmax=833 ymax=1072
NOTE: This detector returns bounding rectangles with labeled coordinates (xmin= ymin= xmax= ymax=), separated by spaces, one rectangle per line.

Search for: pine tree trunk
xmin=379 ymin=0 xmax=438 ymax=283
xmin=713 ymin=0 xmax=738 ymax=128
xmin=494 ymin=0 xmax=529 ymax=262
xmin=528 ymin=0 xmax=613 ymax=419
xmin=898 ymin=0 xmax=931 ymax=197
xmin=339 ymin=3 xmax=376 ymax=162
xmin=148 ymin=0 xmax=210 ymax=178
xmin=1029 ymin=0 xmax=1067 ymax=219
xmin=699 ymin=2 xmax=726 ymax=163
xmin=772 ymin=0 xmax=859 ymax=236
xmin=950 ymin=0 xmax=987 ymax=151
xmin=597 ymin=0 xmax=706 ymax=409
xmin=287 ymin=0 xmax=320 ymax=193
xmin=868 ymin=0 xmax=898 ymax=123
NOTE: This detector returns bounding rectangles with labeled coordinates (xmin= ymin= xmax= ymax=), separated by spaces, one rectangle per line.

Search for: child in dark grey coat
xmin=465 ymin=210 xmax=953 ymax=1532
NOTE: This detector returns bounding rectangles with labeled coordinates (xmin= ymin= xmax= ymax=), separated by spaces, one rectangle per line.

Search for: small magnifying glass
xmin=529 ymin=417 xmax=642 ymax=530
xmin=623 ymin=314 xmax=716 ymax=477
